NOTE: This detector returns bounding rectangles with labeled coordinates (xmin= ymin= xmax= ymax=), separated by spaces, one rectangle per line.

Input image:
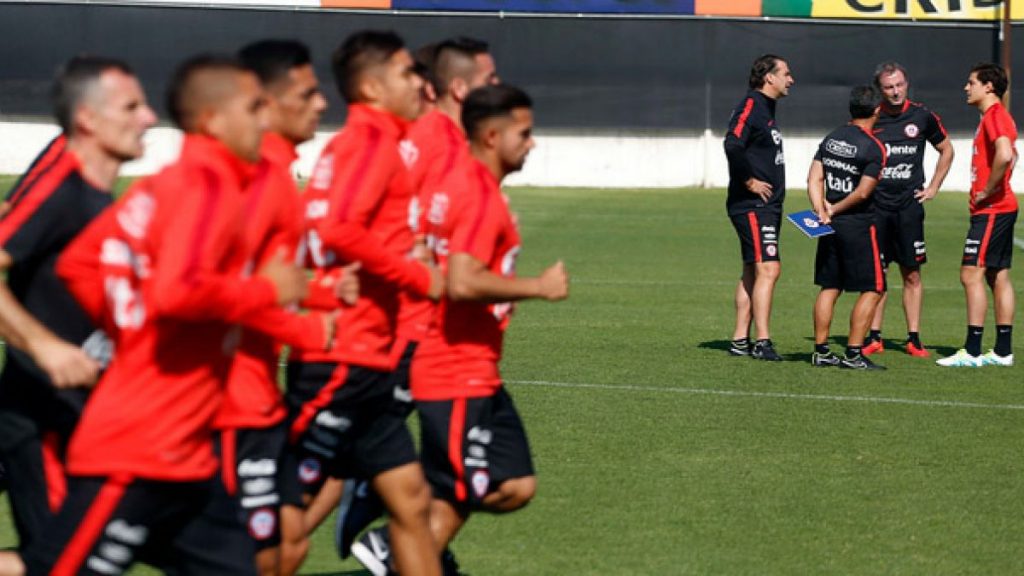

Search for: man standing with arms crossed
xmin=0 ymin=56 xmax=155 ymax=553
xmin=863 ymin=62 xmax=954 ymax=358
xmin=724 ymin=54 xmax=794 ymax=361
xmin=938 ymin=63 xmax=1018 ymax=367
xmin=808 ymin=86 xmax=888 ymax=371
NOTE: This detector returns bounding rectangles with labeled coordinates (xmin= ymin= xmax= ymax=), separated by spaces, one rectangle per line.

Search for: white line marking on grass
xmin=1014 ymin=236 xmax=1024 ymax=251
xmin=508 ymin=379 xmax=1024 ymax=412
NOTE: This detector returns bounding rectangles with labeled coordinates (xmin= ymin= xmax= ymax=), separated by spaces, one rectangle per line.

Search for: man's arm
xmin=829 ymin=175 xmax=880 ymax=217
xmin=806 ymin=160 xmax=830 ymax=225
xmin=724 ymin=99 xmax=773 ymax=202
xmin=917 ymin=138 xmax=954 ymax=202
xmin=0 ymin=249 xmax=99 ymax=387
xmin=973 ymin=136 xmax=1015 ymax=207
xmin=447 ymin=253 xmax=567 ymax=304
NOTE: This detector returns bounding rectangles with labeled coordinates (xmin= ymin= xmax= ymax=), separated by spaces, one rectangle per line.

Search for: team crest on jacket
xmin=904 ymin=123 xmax=919 ymax=138
xmin=399 ymin=139 xmax=419 ymax=168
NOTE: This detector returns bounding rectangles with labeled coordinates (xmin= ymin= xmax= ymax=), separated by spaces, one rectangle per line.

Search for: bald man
xmin=0 ymin=54 xmax=307 ymax=576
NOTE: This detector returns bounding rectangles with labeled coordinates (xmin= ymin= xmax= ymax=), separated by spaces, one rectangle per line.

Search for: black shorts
xmin=962 ymin=211 xmax=1018 ymax=269
xmin=388 ymin=341 xmax=417 ymax=419
xmin=22 ymin=475 xmax=253 ymax=575
xmin=218 ymin=424 xmax=289 ymax=551
xmin=0 ymin=429 xmax=68 ymax=552
xmin=285 ymin=362 xmax=418 ymax=497
xmin=875 ymin=202 xmax=927 ymax=268
xmin=416 ymin=387 xmax=534 ymax=509
xmin=730 ymin=210 xmax=781 ymax=264
xmin=815 ymin=215 xmax=887 ymax=293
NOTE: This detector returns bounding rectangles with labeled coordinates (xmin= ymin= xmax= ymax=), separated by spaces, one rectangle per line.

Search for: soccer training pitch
xmin=1 ymin=182 xmax=1023 ymax=574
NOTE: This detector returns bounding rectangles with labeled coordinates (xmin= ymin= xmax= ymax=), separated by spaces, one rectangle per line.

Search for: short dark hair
xmin=462 ymin=84 xmax=532 ymax=141
xmin=52 ymin=55 xmax=134 ymax=134
xmin=412 ymin=42 xmax=439 ymax=89
xmin=749 ymin=54 xmax=784 ymax=90
xmin=873 ymin=61 xmax=909 ymax=89
xmin=166 ymin=54 xmax=248 ymax=131
xmin=331 ymin=30 xmax=405 ymax=103
xmin=971 ymin=62 xmax=1009 ymax=98
xmin=238 ymin=39 xmax=312 ymax=88
xmin=849 ymin=85 xmax=881 ymax=119
xmin=434 ymin=37 xmax=490 ymax=97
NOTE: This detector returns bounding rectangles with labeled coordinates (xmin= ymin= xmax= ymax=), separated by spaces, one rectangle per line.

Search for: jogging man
xmin=334 ymin=36 xmax=500 ymax=563
xmin=286 ymin=30 xmax=443 ymax=576
xmin=0 ymin=56 xmax=155 ymax=552
xmin=724 ymin=54 xmax=793 ymax=361
xmin=808 ymin=85 xmax=888 ymax=371
xmin=937 ymin=63 xmax=1018 ymax=367
xmin=0 ymin=55 xmax=307 ymax=576
xmin=354 ymin=84 xmax=568 ymax=575
xmin=863 ymin=62 xmax=954 ymax=358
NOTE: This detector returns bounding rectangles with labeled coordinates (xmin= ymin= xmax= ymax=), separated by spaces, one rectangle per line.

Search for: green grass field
xmin=1 ymin=176 xmax=1023 ymax=574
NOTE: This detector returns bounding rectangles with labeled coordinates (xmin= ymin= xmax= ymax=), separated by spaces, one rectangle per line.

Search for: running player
xmin=724 ymin=54 xmax=794 ymax=361
xmin=335 ymin=36 xmax=499 ymax=562
xmin=0 ymin=56 xmax=155 ymax=553
xmin=353 ymin=84 xmax=568 ymax=575
xmin=0 ymin=55 xmax=307 ymax=576
xmin=808 ymin=85 xmax=888 ymax=371
xmin=286 ymin=30 xmax=442 ymax=576
xmin=937 ymin=63 xmax=1018 ymax=367
xmin=863 ymin=62 xmax=954 ymax=358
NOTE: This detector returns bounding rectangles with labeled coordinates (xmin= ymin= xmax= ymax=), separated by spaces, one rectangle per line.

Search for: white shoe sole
xmin=351 ymin=541 xmax=390 ymax=576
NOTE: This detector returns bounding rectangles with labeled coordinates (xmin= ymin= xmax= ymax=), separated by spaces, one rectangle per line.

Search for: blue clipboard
xmin=786 ymin=210 xmax=835 ymax=238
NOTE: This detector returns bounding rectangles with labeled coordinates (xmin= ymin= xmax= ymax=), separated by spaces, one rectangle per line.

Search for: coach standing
xmin=863 ymin=62 xmax=954 ymax=359
xmin=724 ymin=54 xmax=793 ymax=361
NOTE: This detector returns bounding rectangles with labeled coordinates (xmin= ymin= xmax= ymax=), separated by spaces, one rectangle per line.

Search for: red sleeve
xmin=55 ymin=201 xmax=117 ymax=330
xmin=449 ymin=176 xmax=499 ymax=265
xmin=149 ymin=168 xmax=277 ymax=323
xmin=314 ymin=131 xmax=431 ymax=297
xmin=238 ymin=307 xmax=326 ymax=351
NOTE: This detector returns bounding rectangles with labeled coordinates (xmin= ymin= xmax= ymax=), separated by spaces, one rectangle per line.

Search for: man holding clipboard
xmin=806 ymin=86 xmax=888 ymax=370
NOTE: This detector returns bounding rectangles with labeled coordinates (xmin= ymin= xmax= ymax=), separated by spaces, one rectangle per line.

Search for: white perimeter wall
xmin=3 ymin=121 xmax=1021 ymax=194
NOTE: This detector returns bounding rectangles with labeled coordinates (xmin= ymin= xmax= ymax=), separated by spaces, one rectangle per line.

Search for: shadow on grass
xmin=302 ymin=572 xmax=371 ymax=576
xmin=697 ymin=339 xmax=734 ymax=352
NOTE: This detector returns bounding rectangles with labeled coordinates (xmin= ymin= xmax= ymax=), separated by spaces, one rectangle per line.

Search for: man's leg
xmin=371 ymin=463 xmax=440 ymax=576
xmin=849 ymin=291 xmax=882 ymax=348
xmin=733 ymin=264 xmax=755 ymax=341
xmin=751 ymin=261 xmax=781 ymax=341
xmin=278 ymin=505 xmax=309 ymax=576
xmin=814 ymin=288 xmax=840 ymax=347
xmin=428 ymin=498 xmax=468 ymax=555
xmin=987 ymin=268 xmax=1015 ymax=361
xmin=963 ymin=265 xmax=988 ymax=350
xmin=901 ymin=265 xmax=923 ymax=330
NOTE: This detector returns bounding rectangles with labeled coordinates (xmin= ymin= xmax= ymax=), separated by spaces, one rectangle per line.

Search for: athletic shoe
xmin=905 ymin=341 xmax=930 ymax=358
xmin=811 ymin=351 xmax=842 ymax=367
xmin=936 ymin=349 xmax=983 ymax=367
xmin=862 ymin=340 xmax=884 ymax=356
xmin=981 ymin=349 xmax=1014 ymax=367
xmin=351 ymin=527 xmax=394 ymax=576
xmin=728 ymin=339 xmax=751 ymax=356
xmin=751 ymin=339 xmax=783 ymax=362
xmin=840 ymin=353 xmax=886 ymax=370
xmin=334 ymin=479 xmax=384 ymax=559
